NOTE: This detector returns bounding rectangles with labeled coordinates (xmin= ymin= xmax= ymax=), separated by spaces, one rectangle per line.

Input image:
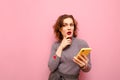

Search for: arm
xmin=73 ymin=39 xmax=92 ymax=72
xmin=48 ymin=43 xmax=61 ymax=72
xmin=48 ymin=37 xmax=72 ymax=72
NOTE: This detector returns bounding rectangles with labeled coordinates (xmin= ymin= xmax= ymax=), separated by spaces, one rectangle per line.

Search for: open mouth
xmin=67 ymin=32 xmax=71 ymax=35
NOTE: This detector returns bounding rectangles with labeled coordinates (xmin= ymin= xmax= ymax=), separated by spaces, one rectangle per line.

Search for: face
xmin=60 ymin=18 xmax=74 ymax=38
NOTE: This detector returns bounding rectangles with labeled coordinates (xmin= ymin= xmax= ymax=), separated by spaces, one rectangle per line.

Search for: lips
xmin=67 ymin=32 xmax=71 ymax=35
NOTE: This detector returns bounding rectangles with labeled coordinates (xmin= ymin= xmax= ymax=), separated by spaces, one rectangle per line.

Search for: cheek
xmin=71 ymin=27 xmax=75 ymax=32
xmin=62 ymin=28 xmax=67 ymax=33
xmin=61 ymin=29 xmax=66 ymax=35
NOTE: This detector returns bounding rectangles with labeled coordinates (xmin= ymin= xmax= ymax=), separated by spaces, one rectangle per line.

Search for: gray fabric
xmin=48 ymin=70 xmax=78 ymax=80
xmin=48 ymin=37 xmax=91 ymax=79
xmin=48 ymin=71 xmax=62 ymax=80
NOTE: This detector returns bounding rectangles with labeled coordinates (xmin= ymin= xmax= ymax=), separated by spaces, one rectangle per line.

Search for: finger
xmin=78 ymin=55 xmax=86 ymax=62
xmin=73 ymin=58 xmax=82 ymax=66
xmin=82 ymin=54 xmax=89 ymax=63
xmin=65 ymin=35 xmax=70 ymax=38
xmin=66 ymin=38 xmax=72 ymax=45
xmin=73 ymin=58 xmax=85 ymax=67
xmin=66 ymin=38 xmax=72 ymax=43
xmin=65 ymin=35 xmax=71 ymax=39
xmin=73 ymin=57 xmax=85 ymax=66
xmin=83 ymin=54 xmax=88 ymax=61
xmin=73 ymin=57 xmax=81 ymax=63
xmin=77 ymin=55 xmax=88 ymax=65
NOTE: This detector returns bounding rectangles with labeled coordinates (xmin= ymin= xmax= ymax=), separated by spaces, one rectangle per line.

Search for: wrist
xmin=56 ymin=46 xmax=63 ymax=57
xmin=80 ymin=65 xmax=85 ymax=69
xmin=80 ymin=64 xmax=87 ymax=70
xmin=58 ymin=45 xmax=63 ymax=50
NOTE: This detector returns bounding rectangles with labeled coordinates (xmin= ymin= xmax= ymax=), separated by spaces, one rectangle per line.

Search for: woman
xmin=48 ymin=14 xmax=91 ymax=80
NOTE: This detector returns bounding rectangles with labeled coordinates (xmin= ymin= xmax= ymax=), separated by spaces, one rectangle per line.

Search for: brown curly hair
xmin=53 ymin=14 xmax=78 ymax=41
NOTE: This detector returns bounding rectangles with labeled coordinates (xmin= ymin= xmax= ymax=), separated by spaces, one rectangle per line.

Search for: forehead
xmin=63 ymin=18 xmax=73 ymax=23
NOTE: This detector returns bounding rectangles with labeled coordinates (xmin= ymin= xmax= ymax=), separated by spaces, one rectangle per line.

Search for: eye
xmin=70 ymin=23 xmax=74 ymax=26
xmin=62 ymin=23 xmax=67 ymax=27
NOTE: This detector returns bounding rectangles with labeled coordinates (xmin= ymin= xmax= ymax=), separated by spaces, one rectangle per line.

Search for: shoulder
xmin=51 ymin=41 xmax=60 ymax=49
xmin=73 ymin=37 xmax=89 ymax=48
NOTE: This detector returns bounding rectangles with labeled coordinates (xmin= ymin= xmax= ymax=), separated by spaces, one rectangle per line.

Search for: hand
xmin=73 ymin=54 xmax=89 ymax=69
xmin=59 ymin=36 xmax=72 ymax=49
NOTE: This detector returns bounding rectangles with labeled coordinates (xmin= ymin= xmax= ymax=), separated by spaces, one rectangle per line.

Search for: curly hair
xmin=53 ymin=14 xmax=78 ymax=41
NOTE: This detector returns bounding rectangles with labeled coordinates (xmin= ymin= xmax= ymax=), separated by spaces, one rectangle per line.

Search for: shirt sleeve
xmin=48 ymin=43 xmax=61 ymax=72
xmin=79 ymin=39 xmax=92 ymax=72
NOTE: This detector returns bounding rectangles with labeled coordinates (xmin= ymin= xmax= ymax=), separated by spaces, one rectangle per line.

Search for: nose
xmin=67 ymin=25 xmax=71 ymax=30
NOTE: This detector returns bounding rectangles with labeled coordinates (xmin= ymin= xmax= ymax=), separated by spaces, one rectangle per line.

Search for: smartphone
xmin=75 ymin=48 xmax=91 ymax=58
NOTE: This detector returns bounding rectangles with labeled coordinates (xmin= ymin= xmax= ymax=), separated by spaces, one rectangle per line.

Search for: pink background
xmin=0 ymin=0 xmax=120 ymax=80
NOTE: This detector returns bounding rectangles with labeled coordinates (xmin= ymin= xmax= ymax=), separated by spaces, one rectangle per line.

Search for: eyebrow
xmin=63 ymin=22 xmax=74 ymax=24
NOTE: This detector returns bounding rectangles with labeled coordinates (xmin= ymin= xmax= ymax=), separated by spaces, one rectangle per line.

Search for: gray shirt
xmin=48 ymin=37 xmax=91 ymax=75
